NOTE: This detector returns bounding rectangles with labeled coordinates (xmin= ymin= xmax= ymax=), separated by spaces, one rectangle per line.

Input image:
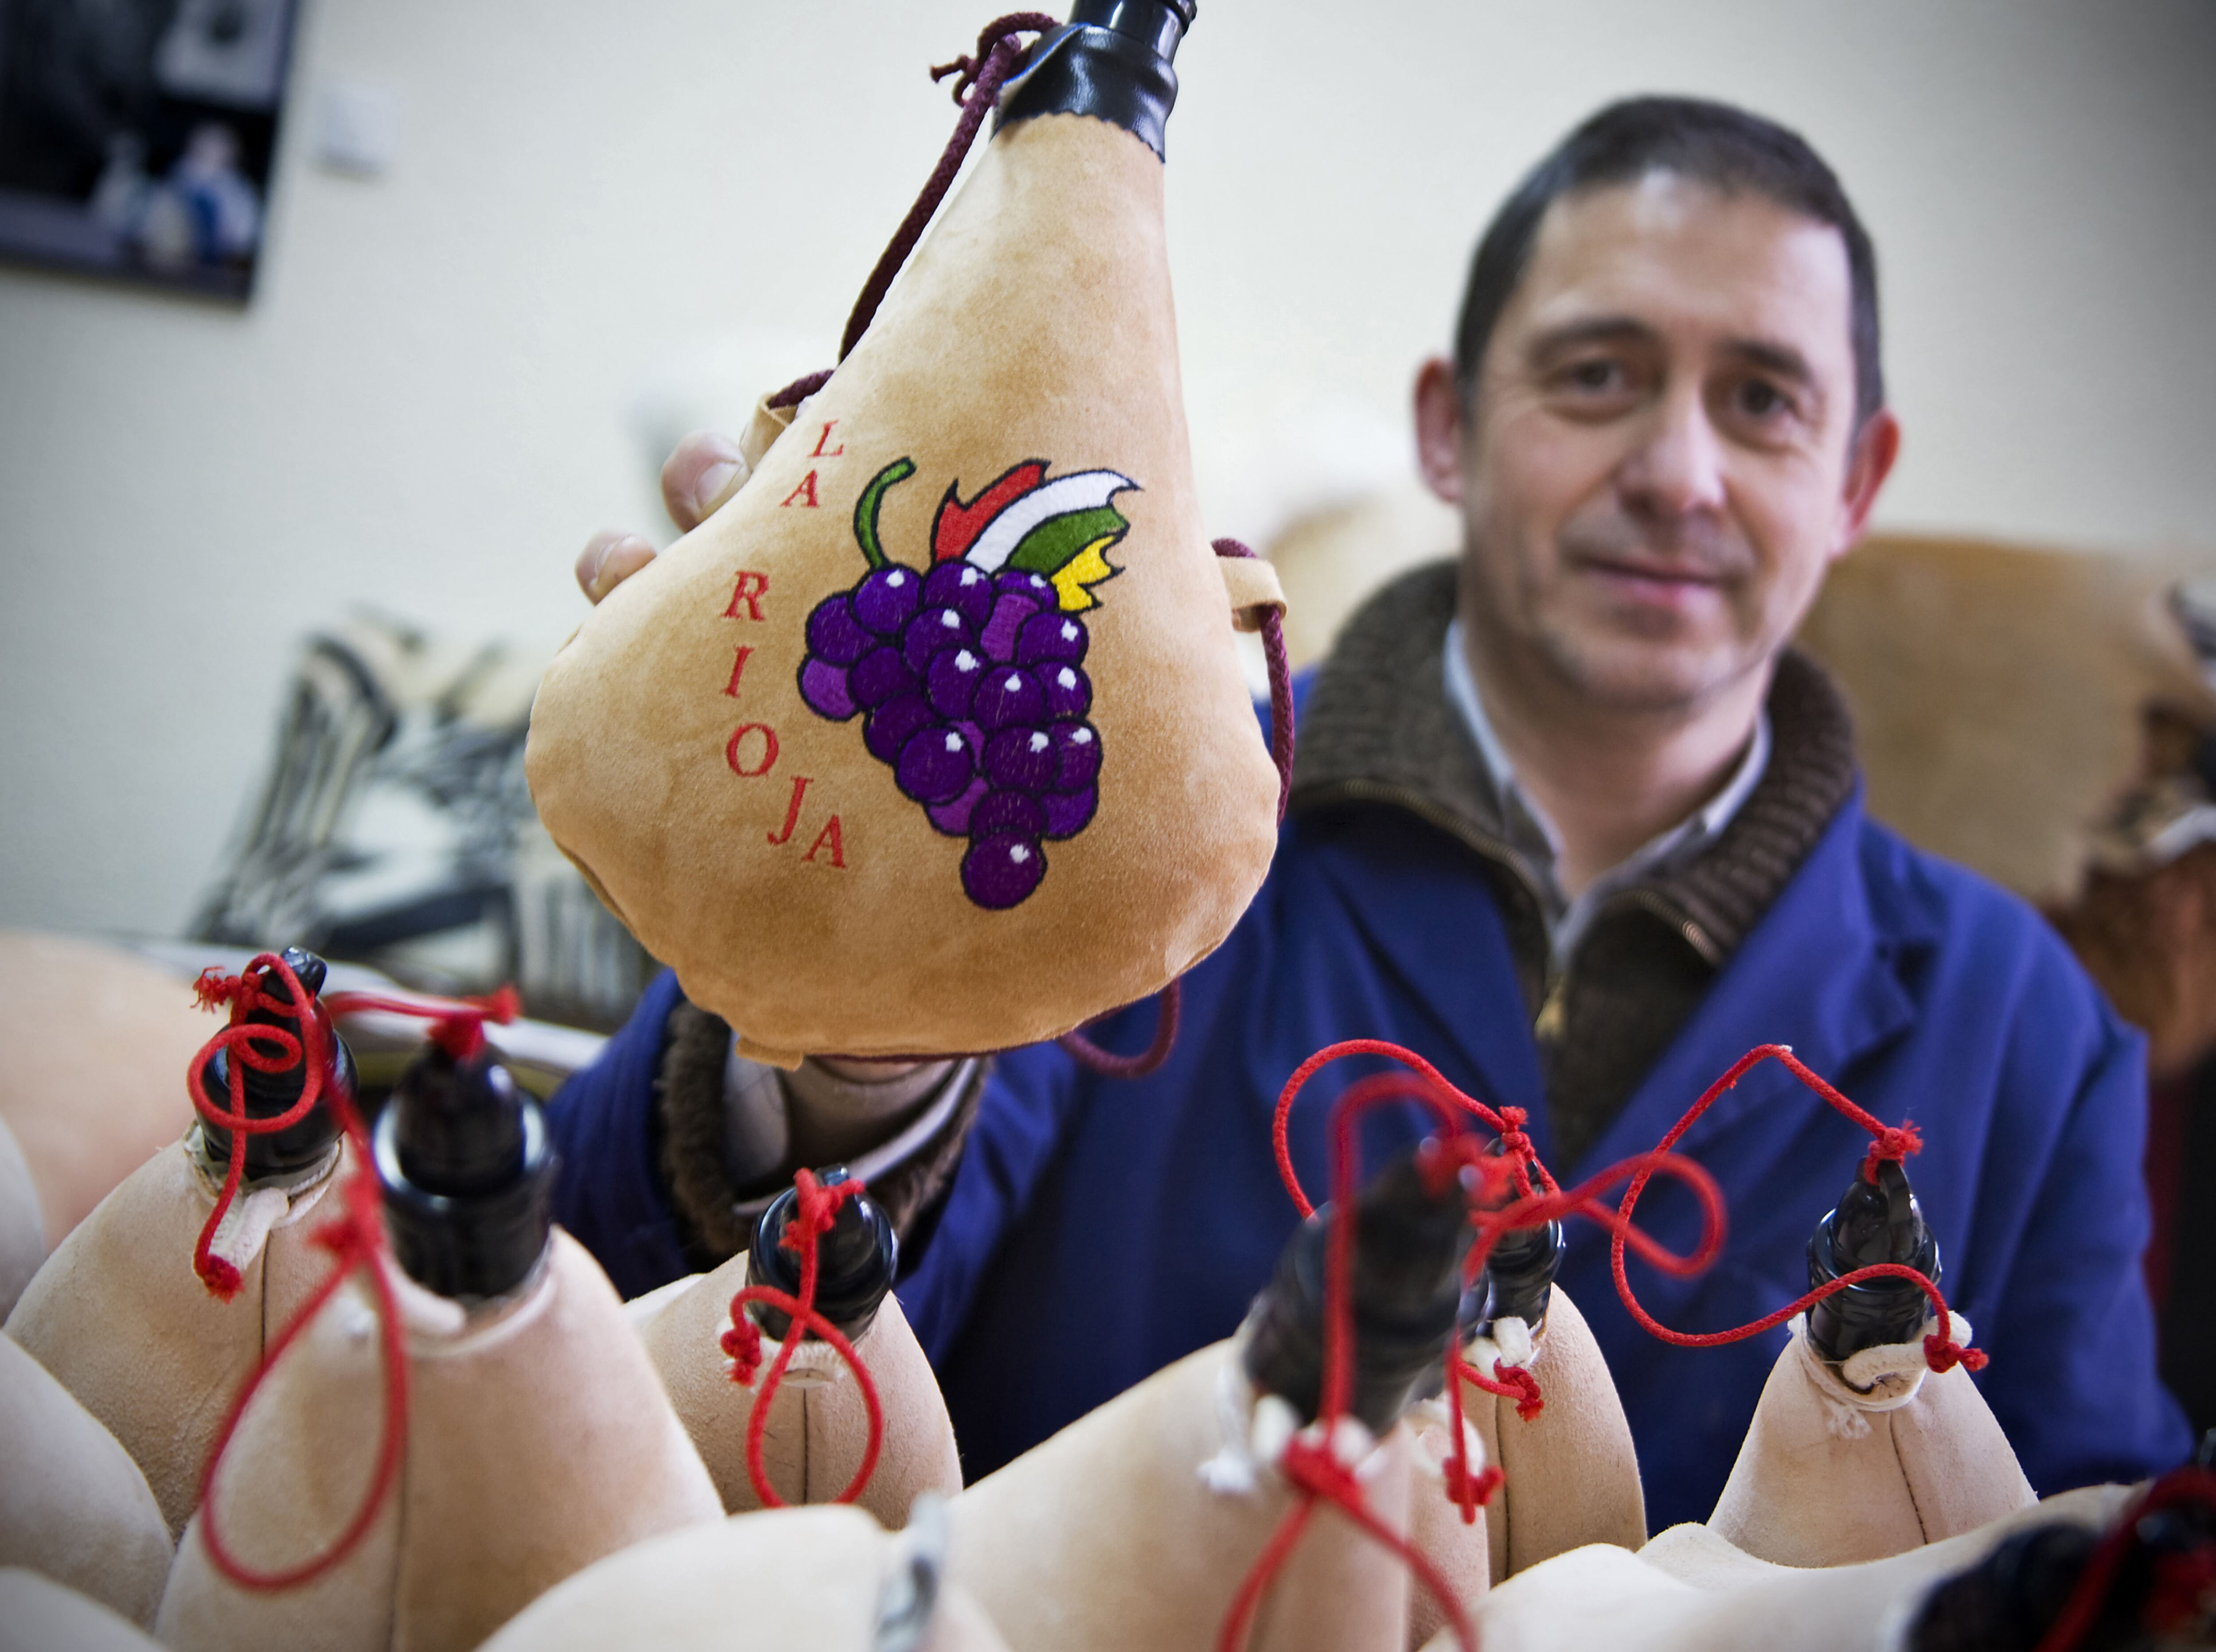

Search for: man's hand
xmin=574 ymin=430 xmax=751 ymax=604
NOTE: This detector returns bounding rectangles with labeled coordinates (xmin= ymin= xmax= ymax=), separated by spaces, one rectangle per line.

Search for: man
xmin=549 ymin=97 xmax=2191 ymax=1528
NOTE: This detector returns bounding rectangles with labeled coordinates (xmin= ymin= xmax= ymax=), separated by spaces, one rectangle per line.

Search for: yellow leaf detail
xmin=1051 ymin=538 xmax=1121 ymax=613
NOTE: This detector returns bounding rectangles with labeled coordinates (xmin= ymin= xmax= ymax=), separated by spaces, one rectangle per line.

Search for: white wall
xmin=3 ymin=0 xmax=2212 ymax=938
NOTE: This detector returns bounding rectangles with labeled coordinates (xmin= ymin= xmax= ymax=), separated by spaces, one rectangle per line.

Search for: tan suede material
xmin=0 ymin=1114 xmax=44 ymax=1321
xmin=6 ymin=1136 xmax=344 ymax=1537
xmin=638 ymin=1252 xmax=961 ymax=1527
xmin=160 ymin=1232 xmax=722 ymax=1651
xmin=0 ymin=932 xmax=207 ymax=1248
xmin=476 ymin=1504 xmax=1013 ymax=1652
xmin=1403 ymin=1419 xmax=1490 ymax=1650
xmin=1441 ymin=1483 xmax=2137 ymax=1652
xmin=948 ymin=1340 xmax=1414 ymax=1652
xmin=0 ymin=1333 xmax=173 ymax=1626
xmin=1423 ymin=1286 xmax=1647 ymax=1598
xmin=526 ymin=113 xmax=1279 ymax=1062
xmin=1707 ymin=1327 xmax=2036 ymax=1569
xmin=0 ymin=1568 xmax=169 ymax=1652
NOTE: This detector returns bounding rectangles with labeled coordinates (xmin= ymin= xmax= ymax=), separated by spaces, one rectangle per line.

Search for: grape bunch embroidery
xmin=797 ymin=456 xmax=1135 ymax=910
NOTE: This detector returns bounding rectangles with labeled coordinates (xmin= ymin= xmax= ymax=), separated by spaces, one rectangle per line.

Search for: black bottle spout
xmin=998 ymin=1 xmax=1198 ymax=160
xmin=747 ymin=1169 xmax=898 ymax=1343
xmin=198 ymin=946 xmax=355 ymax=1178
xmin=1480 ymin=1217 xmax=1566 ymax=1337
xmin=1241 ymin=1142 xmax=1479 ymax=1435
xmin=1806 ymin=1156 xmax=1941 ymax=1364
xmin=374 ymin=1039 xmax=556 ymax=1303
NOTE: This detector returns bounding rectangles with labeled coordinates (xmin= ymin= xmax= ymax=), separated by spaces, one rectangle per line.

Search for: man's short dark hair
xmin=1454 ymin=96 xmax=1884 ymax=429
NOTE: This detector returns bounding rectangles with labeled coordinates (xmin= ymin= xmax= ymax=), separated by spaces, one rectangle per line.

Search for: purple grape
xmin=1041 ymin=662 xmax=1091 ymax=721
xmin=974 ymin=666 xmax=1046 ymax=733
xmin=1017 ymin=609 xmax=1088 ymax=667
xmin=928 ymin=775 xmax=988 ymax=837
xmin=963 ymin=832 xmax=1046 ymax=909
xmin=853 ymin=565 xmax=922 ymax=637
xmin=798 ymin=658 xmax=856 ymax=721
xmin=927 ymin=646 xmax=984 ymax=720
xmin=1041 ymin=784 xmax=1097 ymax=841
xmin=955 ymin=719 xmax=985 ymax=760
xmin=901 ymin=605 xmax=973 ymax=675
xmin=972 ymin=790 xmax=1048 ymax=840
xmin=983 ymin=726 xmax=1058 ymax=793
xmin=1051 ymin=720 xmax=1101 ymax=790
xmin=864 ymin=694 xmax=934 ymax=765
xmin=849 ymin=644 xmax=917 ymax=711
xmin=923 ymin=560 xmax=995 ymax=629
xmin=805 ymin=592 xmax=873 ymax=666
xmin=997 ymin=569 xmax=1055 ymax=601
xmin=979 ymin=591 xmax=1042 ymax=664
xmin=897 ymin=723 xmax=977 ymax=805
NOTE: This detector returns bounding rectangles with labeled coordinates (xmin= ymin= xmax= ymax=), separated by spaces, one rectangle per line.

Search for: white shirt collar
xmin=1442 ymin=616 xmax=1771 ymax=966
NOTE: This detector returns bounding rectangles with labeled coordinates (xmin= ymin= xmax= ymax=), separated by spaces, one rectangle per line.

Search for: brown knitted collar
xmin=1288 ymin=558 xmax=1859 ymax=967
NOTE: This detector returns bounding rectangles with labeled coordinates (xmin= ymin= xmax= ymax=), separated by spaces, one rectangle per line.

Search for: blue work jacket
xmin=547 ymin=785 xmax=2191 ymax=1531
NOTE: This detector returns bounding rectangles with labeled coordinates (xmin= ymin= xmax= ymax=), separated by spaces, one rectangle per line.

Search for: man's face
xmin=1421 ymin=173 xmax=1896 ymax=715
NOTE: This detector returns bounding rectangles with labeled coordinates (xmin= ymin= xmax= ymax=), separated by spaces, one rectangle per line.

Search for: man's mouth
xmin=1573 ymin=555 xmax=1731 ymax=597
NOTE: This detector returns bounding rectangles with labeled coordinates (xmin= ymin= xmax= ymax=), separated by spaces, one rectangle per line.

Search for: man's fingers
xmin=661 ymin=430 xmax=749 ymax=533
xmin=577 ymin=530 xmax=657 ymax=605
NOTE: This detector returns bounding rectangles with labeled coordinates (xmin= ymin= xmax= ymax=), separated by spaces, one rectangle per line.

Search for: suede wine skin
xmin=525 ymin=102 xmax=1280 ymax=1063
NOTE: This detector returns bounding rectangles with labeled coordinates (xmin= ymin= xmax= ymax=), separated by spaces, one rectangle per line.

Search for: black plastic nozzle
xmin=1480 ymin=1217 xmax=1566 ymax=1336
xmin=198 ymin=946 xmax=355 ymax=1178
xmin=997 ymin=1 xmax=1197 ymax=160
xmin=1806 ymin=1156 xmax=1941 ymax=1364
xmin=1241 ymin=1143 xmax=1478 ymax=1434
xmin=373 ymin=1040 xmax=556 ymax=1302
xmin=746 ymin=1168 xmax=898 ymax=1343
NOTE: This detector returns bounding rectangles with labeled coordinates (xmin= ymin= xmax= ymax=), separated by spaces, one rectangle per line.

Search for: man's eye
xmin=1567 ymin=359 xmax=1621 ymax=392
xmin=1734 ymin=379 xmax=1790 ymax=418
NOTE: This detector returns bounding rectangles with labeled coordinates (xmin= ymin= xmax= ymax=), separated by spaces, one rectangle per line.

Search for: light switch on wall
xmin=317 ymin=79 xmax=400 ymax=177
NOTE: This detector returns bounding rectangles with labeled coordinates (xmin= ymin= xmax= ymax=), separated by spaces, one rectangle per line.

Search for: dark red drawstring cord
xmin=1058 ymin=977 xmax=1183 ymax=1078
xmin=188 ymin=964 xmax=518 ymax=1591
xmin=1607 ymin=1044 xmax=1983 ymax=1376
xmin=767 ymin=12 xmax=1059 ymax=409
xmin=1211 ymin=537 xmax=1296 ymax=824
xmin=721 ymin=1168 xmax=888 ymax=1508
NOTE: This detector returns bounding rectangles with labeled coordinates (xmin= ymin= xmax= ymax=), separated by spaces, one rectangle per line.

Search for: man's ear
xmin=1832 ymin=407 xmax=1901 ymax=561
xmin=1413 ymin=356 xmax=1468 ymax=506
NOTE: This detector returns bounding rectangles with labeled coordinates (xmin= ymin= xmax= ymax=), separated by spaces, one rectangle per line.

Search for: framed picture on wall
xmin=0 ymin=0 xmax=302 ymax=301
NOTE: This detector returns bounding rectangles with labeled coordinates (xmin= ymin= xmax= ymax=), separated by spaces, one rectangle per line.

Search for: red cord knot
xmin=722 ymin=1315 xmax=765 ymax=1386
xmin=1496 ymin=1360 xmax=1545 ymax=1422
xmin=1861 ymin=1120 xmax=1924 ymax=1183
xmin=1276 ymin=1430 xmax=1365 ymax=1508
xmin=194 ymin=965 xmax=242 ymax=1011
xmin=1923 ymin=1333 xmax=1988 ymax=1375
xmin=781 ymin=1167 xmax=864 ymax=1256
xmin=199 ymin=1255 xmax=246 ymax=1302
xmin=1442 ymin=1459 xmax=1503 ymax=1512
xmin=929 ymin=12 xmax=1060 ymax=105
xmin=1494 ymin=1106 xmax=1533 ymax=1163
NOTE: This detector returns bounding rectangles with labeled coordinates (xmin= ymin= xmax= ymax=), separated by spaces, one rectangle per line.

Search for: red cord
xmin=1268 ymin=1043 xmax=1729 ymax=1547
xmin=721 ymin=1169 xmax=888 ymax=1508
xmin=1606 ymin=1044 xmax=1983 ymax=1375
xmin=2030 ymin=1465 xmax=2216 ymax=1651
xmin=187 ymin=964 xmax=520 ymax=1590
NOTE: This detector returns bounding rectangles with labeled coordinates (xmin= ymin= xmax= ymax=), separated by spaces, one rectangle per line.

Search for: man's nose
xmin=1616 ymin=386 xmax=1728 ymax=519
